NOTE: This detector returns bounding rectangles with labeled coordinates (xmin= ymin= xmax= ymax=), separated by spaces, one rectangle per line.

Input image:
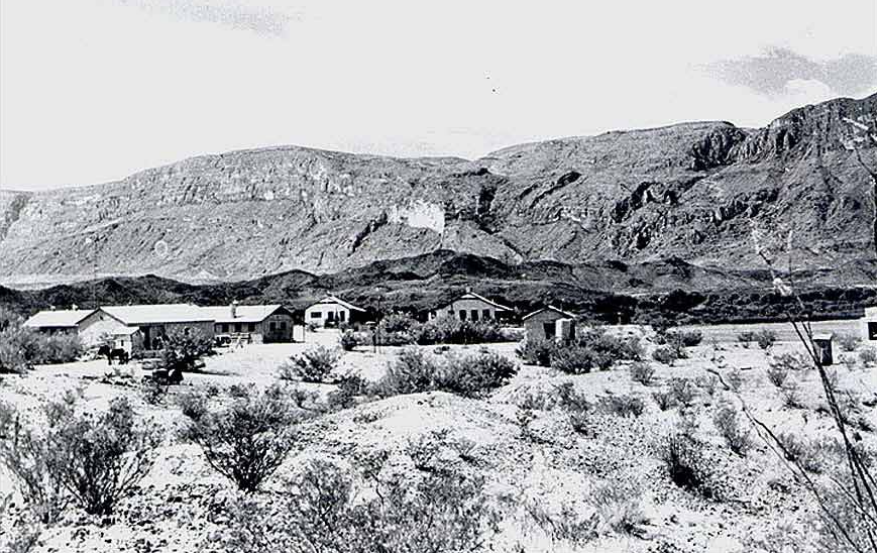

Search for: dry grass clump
xmin=629 ymin=361 xmax=656 ymax=386
xmin=712 ymin=402 xmax=752 ymax=456
xmin=278 ymin=346 xmax=342 ymax=383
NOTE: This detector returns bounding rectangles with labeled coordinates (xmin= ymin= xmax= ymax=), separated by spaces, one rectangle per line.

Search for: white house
xmin=862 ymin=306 xmax=877 ymax=342
xmin=23 ymin=307 xmax=141 ymax=351
xmin=100 ymin=304 xmax=215 ymax=350
xmin=201 ymin=303 xmax=295 ymax=343
xmin=429 ymin=290 xmax=513 ymax=322
xmin=304 ymin=296 xmax=366 ymax=327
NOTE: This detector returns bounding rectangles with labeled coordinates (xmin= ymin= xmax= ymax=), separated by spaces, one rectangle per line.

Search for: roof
xmin=201 ymin=304 xmax=288 ymax=324
xmin=111 ymin=326 xmax=141 ymax=336
xmin=522 ymin=306 xmax=577 ymax=321
xmin=306 ymin=296 xmax=366 ymax=313
xmin=100 ymin=304 xmax=213 ymax=326
xmin=23 ymin=309 xmax=96 ymax=329
xmin=439 ymin=292 xmax=512 ymax=312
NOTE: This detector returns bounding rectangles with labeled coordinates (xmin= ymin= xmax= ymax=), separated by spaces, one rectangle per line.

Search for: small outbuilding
xmin=862 ymin=306 xmax=877 ymax=342
xmin=430 ymin=290 xmax=513 ymax=322
xmin=305 ymin=296 xmax=367 ymax=327
xmin=523 ymin=306 xmax=578 ymax=343
xmin=24 ymin=307 xmax=136 ymax=349
xmin=202 ymin=303 xmax=295 ymax=343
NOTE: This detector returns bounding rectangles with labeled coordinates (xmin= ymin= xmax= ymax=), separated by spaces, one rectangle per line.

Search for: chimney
xmin=71 ymin=304 xmax=78 ymax=311
xmin=230 ymin=300 xmax=238 ymax=319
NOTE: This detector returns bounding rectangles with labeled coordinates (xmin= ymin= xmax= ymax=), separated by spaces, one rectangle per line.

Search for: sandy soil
xmin=1 ymin=325 xmax=876 ymax=552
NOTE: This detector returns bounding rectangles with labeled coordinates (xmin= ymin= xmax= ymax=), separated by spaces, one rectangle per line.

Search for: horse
xmin=98 ymin=345 xmax=129 ymax=365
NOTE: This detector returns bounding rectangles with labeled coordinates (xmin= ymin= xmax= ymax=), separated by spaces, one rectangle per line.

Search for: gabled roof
xmin=100 ymin=304 xmax=213 ymax=326
xmin=438 ymin=291 xmax=513 ymax=312
xmin=23 ymin=309 xmax=96 ymax=329
xmin=306 ymin=296 xmax=366 ymax=313
xmin=522 ymin=306 xmax=577 ymax=321
xmin=201 ymin=304 xmax=289 ymax=324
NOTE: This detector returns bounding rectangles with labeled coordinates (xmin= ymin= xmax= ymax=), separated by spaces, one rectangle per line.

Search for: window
xmin=482 ymin=309 xmax=491 ymax=320
xmin=327 ymin=312 xmax=335 ymax=322
xmin=270 ymin=322 xmax=277 ymax=331
xmin=869 ymin=322 xmax=877 ymax=340
xmin=280 ymin=321 xmax=287 ymax=330
xmin=543 ymin=321 xmax=557 ymax=339
xmin=459 ymin=310 xmax=467 ymax=321
xmin=471 ymin=310 xmax=479 ymax=321
xmin=247 ymin=323 xmax=256 ymax=332
xmin=234 ymin=323 xmax=242 ymax=333
xmin=311 ymin=311 xmax=322 ymax=319
xmin=221 ymin=323 xmax=229 ymax=333
xmin=340 ymin=311 xmax=346 ymax=322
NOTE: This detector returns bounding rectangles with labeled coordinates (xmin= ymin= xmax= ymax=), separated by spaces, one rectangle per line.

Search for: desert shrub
xmin=523 ymin=500 xmax=598 ymax=548
xmin=377 ymin=348 xmax=439 ymax=397
xmin=222 ymin=458 xmax=499 ymax=553
xmin=599 ymin=394 xmax=645 ymax=418
xmin=181 ymin=385 xmax=302 ymax=491
xmin=280 ymin=346 xmax=341 ymax=383
xmin=568 ymin=411 xmax=592 ymax=436
xmin=516 ymin=406 xmax=537 ymax=441
xmin=661 ymin=433 xmax=714 ymax=498
xmin=695 ymin=374 xmax=718 ymax=398
xmin=737 ymin=331 xmax=756 ymax=348
xmin=652 ymin=389 xmax=677 ymax=411
xmin=668 ymin=377 xmax=697 ymax=408
xmin=726 ymin=368 xmax=744 ymax=393
xmin=553 ymin=382 xmax=591 ymax=413
xmin=590 ymin=478 xmax=647 ymax=534
xmin=339 ymin=331 xmax=358 ymax=352
xmin=754 ymin=329 xmax=778 ymax=350
xmin=859 ymin=347 xmax=877 ymax=367
xmin=162 ymin=328 xmax=213 ymax=371
xmin=629 ymin=361 xmax=656 ymax=386
xmin=413 ymin=316 xmax=505 ymax=345
xmin=44 ymin=397 xmax=162 ymax=515
xmin=33 ymin=334 xmax=83 ymax=365
xmin=379 ymin=312 xmax=420 ymax=334
xmin=0 ymin=327 xmax=83 ymax=374
xmin=550 ymin=345 xmax=608 ymax=374
xmin=766 ymin=362 xmax=790 ymax=388
xmin=780 ymin=381 xmax=805 ymax=409
xmin=141 ymin=379 xmax=169 ymax=405
xmin=326 ymin=372 xmax=371 ymax=411
xmin=652 ymin=346 xmax=681 ymax=366
xmin=577 ymin=328 xmax=644 ymax=363
xmin=837 ymin=333 xmax=862 ymax=352
xmin=515 ymin=338 xmax=556 ymax=367
xmin=438 ymin=350 xmax=518 ymax=398
xmin=176 ymin=389 xmax=209 ymax=421
xmin=712 ymin=403 xmax=751 ymax=455
xmin=664 ymin=330 xmax=703 ymax=348
xmin=0 ymin=409 xmax=68 ymax=523
xmin=778 ymin=433 xmax=825 ymax=473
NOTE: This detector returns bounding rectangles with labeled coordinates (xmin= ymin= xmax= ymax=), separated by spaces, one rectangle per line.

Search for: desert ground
xmin=1 ymin=320 xmax=875 ymax=553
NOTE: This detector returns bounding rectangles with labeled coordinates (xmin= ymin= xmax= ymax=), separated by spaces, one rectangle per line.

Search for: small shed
xmin=523 ymin=306 xmax=578 ymax=343
xmin=813 ymin=333 xmax=834 ymax=366
xmin=862 ymin=307 xmax=877 ymax=342
xmin=304 ymin=296 xmax=367 ymax=328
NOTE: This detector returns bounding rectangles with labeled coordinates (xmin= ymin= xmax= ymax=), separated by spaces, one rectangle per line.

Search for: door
xmin=543 ymin=322 xmax=556 ymax=340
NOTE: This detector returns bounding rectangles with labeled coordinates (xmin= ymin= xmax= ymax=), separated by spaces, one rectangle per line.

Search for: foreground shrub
xmin=377 ymin=348 xmax=439 ymax=397
xmin=438 ymin=350 xmax=518 ymax=398
xmin=661 ymin=433 xmax=714 ymax=498
xmin=162 ymin=328 xmax=213 ymax=371
xmin=339 ymin=331 xmax=358 ymax=352
xmin=859 ymin=347 xmax=877 ymax=367
xmin=279 ymin=346 xmax=342 ymax=383
xmin=550 ymin=345 xmax=608 ymax=374
xmin=577 ymin=328 xmax=644 ymax=363
xmin=778 ymin=433 xmax=825 ymax=473
xmin=414 ymin=316 xmax=506 ymax=345
xmin=181 ymin=385 xmax=302 ymax=491
xmin=712 ymin=403 xmax=752 ymax=455
xmin=663 ymin=330 xmax=703 ymax=348
xmin=221 ymin=458 xmax=499 ymax=553
xmin=754 ymin=329 xmax=778 ymax=350
xmin=0 ymin=327 xmax=83 ymax=374
xmin=668 ymin=377 xmax=697 ymax=408
xmin=45 ymin=397 xmax=162 ymax=515
xmin=326 ymin=372 xmax=371 ymax=411
xmin=652 ymin=346 xmax=681 ymax=366
xmin=737 ymin=331 xmax=756 ymax=348
xmin=837 ymin=333 xmax=862 ymax=353
xmin=629 ymin=361 xmax=656 ymax=386
xmin=515 ymin=338 xmax=556 ymax=367
xmin=652 ymin=389 xmax=677 ymax=411
xmin=599 ymin=394 xmax=645 ymax=418
xmin=766 ymin=362 xmax=790 ymax=388
xmin=590 ymin=478 xmax=647 ymax=534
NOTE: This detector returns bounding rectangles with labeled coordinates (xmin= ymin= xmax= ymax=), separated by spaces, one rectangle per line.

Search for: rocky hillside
xmin=1 ymin=94 xmax=875 ymax=288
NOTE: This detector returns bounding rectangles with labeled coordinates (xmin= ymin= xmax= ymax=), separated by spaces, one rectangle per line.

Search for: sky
xmin=1 ymin=0 xmax=875 ymax=191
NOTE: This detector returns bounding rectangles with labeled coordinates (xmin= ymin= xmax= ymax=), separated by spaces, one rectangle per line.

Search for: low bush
xmin=780 ymin=381 xmax=805 ymax=410
xmin=652 ymin=346 xmax=681 ymax=366
xmin=661 ymin=433 xmax=714 ymax=498
xmin=663 ymin=330 xmax=703 ymax=348
xmin=652 ymin=389 xmax=677 ymax=411
xmin=413 ymin=316 xmax=506 ymax=346
xmin=754 ymin=329 xmax=778 ymax=350
xmin=766 ymin=362 xmax=790 ymax=388
xmin=590 ymin=478 xmax=647 ymax=535
xmin=515 ymin=338 xmax=556 ymax=367
xmin=550 ymin=346 xmax=608 ymax=374
xmin=668 ymin=377 xmax=697 ymax=408
xmin=339 ymin=331 xmax=358 ymax=352
xmin=279 ymin=346 xmax=342 ymax=383
xmin=712 ymin=403 xmax=751 ymax=455
xmin=859 ymin=347 xmax=877 ymax=367
xmin=0 ymin=327 xmax=83 ymax=374
xmin=45 ymin=397 xmax=162 ymax=515
xmin=176 ymin=389 xmax=209 ymax=421
xmin=162 ymin=328 xmax=214 ymax=372
xmin=599 ymin=394 xmax=645 ymax=418
xmin=726 ymin=368 xmax=744 ymax=393
xmin=629 ymin=361 xmax=656 ymax=386
xmin=326 ymin=372 xmax=371 ymax=411
xmin=438 ymin=350 xmax=518 ymax=398
xmin=377 ymin=348 xmax=439 ymax=397
xmin=778 ymin=433 xmax=825 ymax=473
xmin=737 ymin=331 xmax=756 ymax=348
xmin=180 ymin=385 xmax=303 ymax=491
xmin=577 ymin=328 xmax=644 ymax=363
xmin=837 ymin=333 xmax=862 ymax=352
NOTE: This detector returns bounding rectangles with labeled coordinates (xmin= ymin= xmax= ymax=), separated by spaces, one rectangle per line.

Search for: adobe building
xmin=522 ymin=306 xmax=578 ymax=343
xmin=202 ymin=302 xmax=294 ymax=343
xmin=304 ymin=296 xmax=367 ymax=327
xmin=430 ymin=290 xmax=513 ymax=322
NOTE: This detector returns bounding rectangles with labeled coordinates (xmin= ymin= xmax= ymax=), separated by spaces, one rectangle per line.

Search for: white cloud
xmin=1 ymin=0 xmax=875 ymax=190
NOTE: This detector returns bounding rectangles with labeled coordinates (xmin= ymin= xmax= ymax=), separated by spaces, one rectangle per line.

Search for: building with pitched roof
xmin=522 ymin=306 xmax=578 ymax=343
xmin=862 ymin=306 xmax=877 ymax=342
xmin=99 ymin=303 xmax=214 ymax=350
xmin=23 ymin=307 xmax=140 ymax=351
xmin=429 ymin=290 xmax=513 ymax=322
xmin=304 ymin=296 xmax=367 ymax=327
xmin=201 ymin=302 xmax=294 ymax=343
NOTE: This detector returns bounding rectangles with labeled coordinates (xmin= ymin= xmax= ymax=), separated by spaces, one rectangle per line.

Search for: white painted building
xmin=430 ymin=291 xmax=513 ymax=322
xmin=304 ymin=296 xmax=367 ymax=327
xmin=863 ymin=306 xmax=877 ymax=342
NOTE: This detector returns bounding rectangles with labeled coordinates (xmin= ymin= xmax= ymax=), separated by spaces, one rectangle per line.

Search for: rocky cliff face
xmin=1 ymin=94 xmax=875 ymax=288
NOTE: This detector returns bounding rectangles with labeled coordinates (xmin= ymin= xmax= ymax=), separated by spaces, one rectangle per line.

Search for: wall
xmin=78 ymin=311 xmax=130 ymax=347
xmin=524 ymin=310 xmax=575 ymax=342
xmin=435 ymin=298 xmax=504 ymax=322
xmin=305 ymin=304 xmax=350 ymax=327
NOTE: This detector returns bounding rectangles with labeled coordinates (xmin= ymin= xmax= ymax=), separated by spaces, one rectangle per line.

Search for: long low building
xmin=24 ymin=302 xmax=297 ymax=353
